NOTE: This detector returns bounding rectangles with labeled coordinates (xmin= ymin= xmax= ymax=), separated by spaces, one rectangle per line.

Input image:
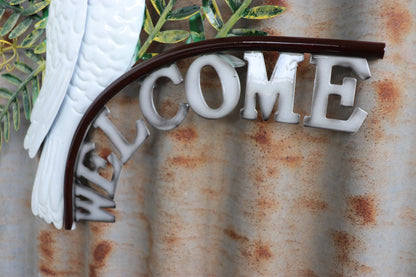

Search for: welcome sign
xmin=63 ymin=36 xmax=385 ymax=229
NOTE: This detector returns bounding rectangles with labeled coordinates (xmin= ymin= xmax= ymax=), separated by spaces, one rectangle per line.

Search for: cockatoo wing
xmin=24 ymin=0 xmax=88 ymax=158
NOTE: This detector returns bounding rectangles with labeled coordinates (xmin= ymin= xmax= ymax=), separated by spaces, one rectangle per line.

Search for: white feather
xmin=27 ymin=0 xmax=145 ymax=228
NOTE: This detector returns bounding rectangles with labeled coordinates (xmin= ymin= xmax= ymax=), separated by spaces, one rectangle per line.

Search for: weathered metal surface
xmin=1 ymin=0 xmax=415 ymax=276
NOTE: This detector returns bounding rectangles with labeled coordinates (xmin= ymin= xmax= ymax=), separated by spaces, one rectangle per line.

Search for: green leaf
xmin=34 ymin=16 xmax=47 ymax=29
xmin=150 ymin=0 xmax=165 ymax=15
xmin=22 ymin=1 xmax=50 ymax=16
xmin=202 ymin=0 xmax=223 ymax=30
xmin=11 ymin=100 xmax=19 ymax=131
xmin=0 ymin=13 xmax=20 ymax=36
xmin=167 ymin=5 xmax=200 ymax=21
xmin=227 ymin=28 xmax=268 ymax=36
xmin=0 ymin=125 xmax=2 ymax=152
xmin=21 ymin=28 xmax=44 ymax=47
xmin=22 ymin=87 xmax=30 ymax=120
xmin=154 ymin=30 xmax=189 ymax=43
xmin=24 ymin=49 xmax=43 ymax=63
xmin=224 ymin=0 xmax=238 ymax=12
xmin=2 ymin=73 xmax=22 ymax=86
xmin=143 ymin=7 xmax=153 ymax=34
xmin=141 ymin=52 xmax=158 ymax=61
xmin=3 ymin=110 xmax=9 ymax=142
xmin=189 ymin=12 xmax=205 ymax=42
xmin=0 ymin=88 xmax=12 ymax=99
xmin=0 ymin=9 xmax=5 ymax=20
xmin=9 ymin=0 xmax=25 ymax=5
xmin=8 ymin=17 xmax=34 ymax=39
xmin=243 ymin=5 xmax=286 ymax=19
xmin=14 ymin=61 xmax=33 ymax=74
xmin=31 ymin=75 xmax=40 ymax=103
xmin=34 ymin=40 xmax=46 ymax=53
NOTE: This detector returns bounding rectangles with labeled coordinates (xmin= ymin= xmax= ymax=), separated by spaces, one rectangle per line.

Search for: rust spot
xmin=90 ymin=241 xmax=112 ymax=277
xmin=39 ymin=266 xmax=56 ymax=276
xmin=167 ymin=155 xmax=207 ymax=169
xmin=332 ymin=231 xmax=358 ymax=263
xmin=242 ymin=241 xmax=273 ymax=263
xmin=254 ymin=244 xmax=273 ymax=260
xmin=163 ymin=235 xmax=181 ymax=245
xmin=93 ymin=241 xmax=112 ymax=264
xmin=98 ymin=147 xmax=112 ymax=159
xmin=382 ymin=2 xmax=412 ymax=44
xmin=278 ymin=155 xmax=303 ymax=168
xmin=169 ymin=127 xmax=198 ymax=142
xmin=299 ymin=196 xmax=328 ymax=213
xmin=38 ymin=231 xmax=55 ymax=260
xmin=250 ymin=127 xmax=270 ymax=146
xmin=374 ymin=79 xmax=402 ymax=123
xmin=224 ymin=228 xmax=249 ymax=242
xmin=299 ymin=269 xmax=319 ymax=277
xmin=348 ymin=195 xmax=377 ymax=226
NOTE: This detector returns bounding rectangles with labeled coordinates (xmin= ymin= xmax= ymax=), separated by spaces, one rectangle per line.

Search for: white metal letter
xmin=303 ymin=55 xmax=371 ymax=133
xmin=241 ymin=51 xmax=303 ymax=123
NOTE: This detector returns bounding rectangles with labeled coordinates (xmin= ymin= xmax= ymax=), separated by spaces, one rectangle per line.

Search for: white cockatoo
xmin=24 ymin=0 xmax=145 ymax=229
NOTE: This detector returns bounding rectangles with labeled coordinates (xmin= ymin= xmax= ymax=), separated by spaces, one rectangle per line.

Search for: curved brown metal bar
xmin=64 ymin=36 xmax=385 ymax=229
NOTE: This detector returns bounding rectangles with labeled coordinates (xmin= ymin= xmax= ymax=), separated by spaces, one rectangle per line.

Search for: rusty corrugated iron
xmin=1 ymin=0 xmax=415 ymax=276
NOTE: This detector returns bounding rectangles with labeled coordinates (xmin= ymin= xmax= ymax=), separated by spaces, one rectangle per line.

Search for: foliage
xmin=0 ymin=0 xmax=285 ymax=152
xmin=0 ymin=0 xmax=48 ymax=151
xmin=136 ymin=0 xmax=285 ymax=60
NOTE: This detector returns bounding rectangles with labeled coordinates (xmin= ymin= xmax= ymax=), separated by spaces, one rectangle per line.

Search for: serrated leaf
xmin=31 ymin=75 xmax=40 ymax=103
xmin=34 ymin=16 xmax=47 ymax=29
xmin=2 ymin=73 xmax=21 ymax=86
xmin=8 ymin=17 xmax=34 ymax=39
xmin=202 ymin=0 xmax=223 ymax=30
xmin=227 ymin=28 xmax=268 ymax=36
xmin=224 ymin=0 xmax=238 ymax=12
xmin=0 ymin=88 xmax=12 ymax=99
xmin=14 ymin=61 xmax=33 ymax=74
xmin=24 ymin=49 xmax=43 ymax=63
xmin=34 ymin=40 xmax=46 ymax=53
xmin=0 ymin=13 xmax=20 ymax=36
xmin=189 ymin=12 xmax=205 ymax=42
xmin=21 ymin=28 xmax=44 ymax=47
xmin=3 ymin=110 xmax=9 ymax=142
xmin=9 ymin=0 xmax=25 ymax=5
xmin=243 ymin=5 xmax=286 ymax=20
xmin=154 ymin=30 xmax=189 ymax=44
xmin=12 ymin=100 xmax=19 ymax=131
xmin=150 ymin=0 xmax=165 ymax=15
xmin=22 ymin=87 xmax=30 ymax=120
xmin=22 ymin=1 xmax=50 ymax=16
xmin=167 ymin=5 xmax=200 ymax=21
xmin=143 ymin=7 xmax=153 ymax=35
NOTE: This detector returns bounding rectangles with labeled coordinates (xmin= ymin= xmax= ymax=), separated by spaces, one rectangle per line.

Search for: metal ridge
xmin=64 ymin=36 xmax=385 ymax=229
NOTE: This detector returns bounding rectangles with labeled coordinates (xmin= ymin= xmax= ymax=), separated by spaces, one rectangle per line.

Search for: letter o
xmin=185 ymin=55 xmax=241 ymax=119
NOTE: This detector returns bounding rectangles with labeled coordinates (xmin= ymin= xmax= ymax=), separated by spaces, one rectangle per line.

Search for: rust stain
xmin=90 ymin=241 xmax=112 ymax=277
xmin=299 ymin=269 xmax=319 ymax=277
xmin=98 ymin=147 xmax=112 ymax=159
xmin=332 ymin=231 xmax=357 ymax=263
xmin=167 ymin=155 xmax=207 ymax=169
xmin=381 ymin=2 xmax=412 ymax=44
xmin=399 ymin=206 xmax=416 ymax=223
xmin=38 ymin=231 xmax=55 ymax=260
xmin=241 ymin=241 xmax=274 ymax=264
xmin=278 ymin=155 xmax=303 ymax=168
xmin=169 ymin=127 xmax=198 ymax=142
xmin=299 ymin=196 xmax=328 ymax=213
xmin=347 ymin=195 xmax=378 ymax=226
xmin=250 ymin=126 xmax=271 ymax=146
xmin=39 ymin=266 xmax=56 ymax=276
xmin=224 ymin=228 xmax=249 ymax=242
xmin=93 ymin=241 xmax=112 ymax=264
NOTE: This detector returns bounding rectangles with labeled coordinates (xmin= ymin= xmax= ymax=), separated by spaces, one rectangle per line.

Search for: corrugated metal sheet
xmin=1 ymin=0 xmax=415 ymax=276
